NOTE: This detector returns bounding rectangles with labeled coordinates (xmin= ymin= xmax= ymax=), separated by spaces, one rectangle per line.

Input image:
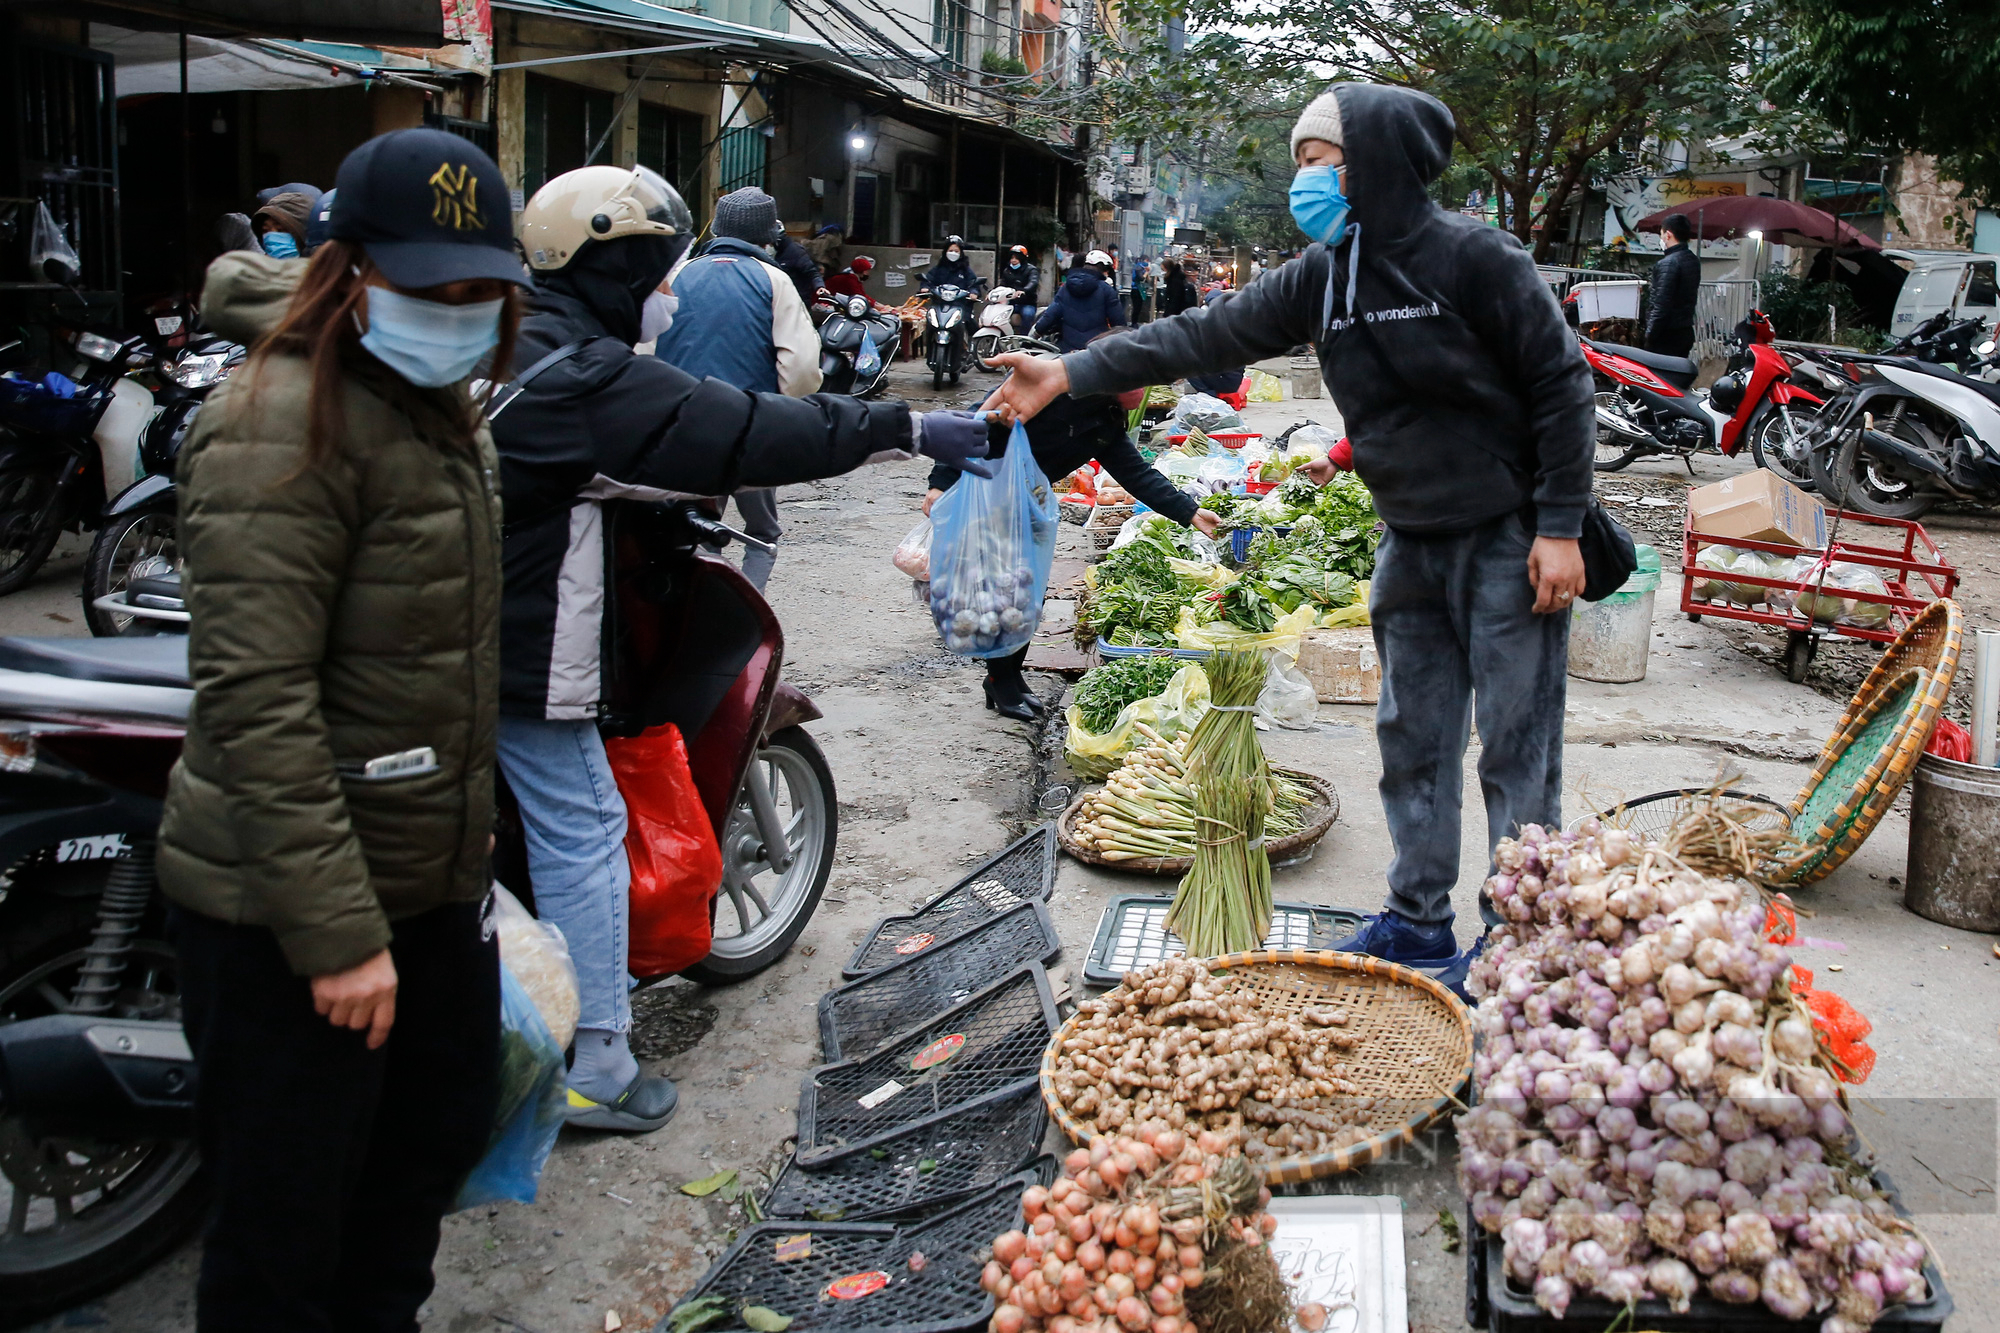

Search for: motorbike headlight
xmin=73 ymin=331 xmax=121 ymax=363
xmin=943 ymin=310 xmax=963 ymax=328
xmin=848 ymin=297 xmax=869 ymax=318
xmin=171 ymin=353 xmax=230 ymax=389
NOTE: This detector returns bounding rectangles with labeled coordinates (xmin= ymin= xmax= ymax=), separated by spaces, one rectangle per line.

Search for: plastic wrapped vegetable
xmin=892 ymin=516 xmax=932 ymax=581
xmin=1795 ymin=561 xmax=1894 ymax=629
xmin=1168 ymin=392 xmax=1246 ymax=435
xmin=490 ymin=885 xmax=579 ymax=1050
xmin=927 ymin=422 xmax=1058 ymax=658
xmin=454 ymin=962 xmax=568 ymax=1208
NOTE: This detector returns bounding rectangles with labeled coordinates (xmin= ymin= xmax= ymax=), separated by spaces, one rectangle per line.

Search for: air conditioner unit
xmin=895 ymin=160 xmax=930 ymax=193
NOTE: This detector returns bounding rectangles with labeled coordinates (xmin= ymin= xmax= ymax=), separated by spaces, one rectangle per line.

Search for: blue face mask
xmin=358 ymin=286 xmax=503 ymax=388
xmin=1289 ymin=164 xmax=1351 ymax=246
xmin=261 ymin=231 xmax=300 ymax=259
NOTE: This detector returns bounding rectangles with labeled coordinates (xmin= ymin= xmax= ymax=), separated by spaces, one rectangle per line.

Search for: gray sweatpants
xmin=1370 ymin=511 xmax=1569 ymax=925
xmin=728 ymin=488 xmax=783 ymax=591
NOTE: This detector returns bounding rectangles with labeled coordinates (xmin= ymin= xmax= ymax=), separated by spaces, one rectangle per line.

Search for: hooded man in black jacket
xmin=491 ymin=166 xmax=994 ymax=1131
xmin=989 ymin=83 xmax=1594 ymax=990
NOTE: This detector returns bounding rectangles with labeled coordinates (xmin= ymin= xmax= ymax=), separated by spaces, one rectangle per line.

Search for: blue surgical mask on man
xmin=1289 ymin=165 xmax=1351 ymax=246
xmin=261 ymin=230 xmax=300 ymax=259
xmin=358 ymin=286 xmax=502 ymax=387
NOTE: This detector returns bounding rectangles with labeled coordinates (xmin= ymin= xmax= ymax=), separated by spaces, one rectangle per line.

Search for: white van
xmin=1887 ymin=250 xmax=2000 ymax=337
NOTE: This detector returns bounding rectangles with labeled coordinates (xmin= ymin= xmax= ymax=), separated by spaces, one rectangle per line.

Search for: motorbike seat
xmin=0 ymin=636 xmax=191 ymax=689
xmin=1893 ymin=357 xmax=2000 ymax=411
xmin=1586 ymin=339 xmax=1700 ymax=387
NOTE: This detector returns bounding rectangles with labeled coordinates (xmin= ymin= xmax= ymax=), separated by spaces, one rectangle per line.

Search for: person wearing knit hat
xmin=712 ymin=186 xmax=780 ymax=245
xmin=987 ymin=82 xmax=1597 ymax=995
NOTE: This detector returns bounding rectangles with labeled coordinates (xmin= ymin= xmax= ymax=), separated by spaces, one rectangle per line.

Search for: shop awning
xmin=7 ymin=0 xmax=451 ymax=47
xmin=96 ymin=25 xmax=355 ymax=93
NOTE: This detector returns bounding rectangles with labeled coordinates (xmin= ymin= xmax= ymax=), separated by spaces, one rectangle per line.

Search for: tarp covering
xmin=95 ymin=25 xmax=362 ymax=94
xmin=17 ymin=0 xmax=449 ymax=47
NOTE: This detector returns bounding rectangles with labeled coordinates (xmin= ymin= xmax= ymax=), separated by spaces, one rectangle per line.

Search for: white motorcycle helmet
xmin=519 ymin=165 xmax=694 ymax=272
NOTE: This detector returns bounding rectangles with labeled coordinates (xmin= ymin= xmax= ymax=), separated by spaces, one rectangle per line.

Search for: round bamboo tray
xmin=1038 ymin=950 xmax=1473 ymax=1184
xmin=1056 ymin=768 xmax=1339 ymax=874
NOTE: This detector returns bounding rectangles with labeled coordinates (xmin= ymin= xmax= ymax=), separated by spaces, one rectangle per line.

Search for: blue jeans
xmin=496 ymin=717 xmax=631 ymax=1034
xmin=1370 ymin=512 xmax=1568 ymax=925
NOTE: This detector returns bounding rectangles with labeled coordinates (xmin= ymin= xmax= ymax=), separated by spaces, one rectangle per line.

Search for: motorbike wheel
xmin=83 ymin=510 xmax=179 ymax=637
xmin=0 ymin=464 xmax=67 ymax=598
xmin=933 ymin=370 xmax=945 ymax=391
xmin=1592 ymin=393 xmax=1646 ymax=472
xmin=1748 ymin=402 xmax=1825 ymax=492
xmin=1806 ymin=420 xmax=1937 ymax=519
xmin=679 ymin=725 xmax=836 ymax=986
xmin=0 ymin=870 xmax=206 ymax=1325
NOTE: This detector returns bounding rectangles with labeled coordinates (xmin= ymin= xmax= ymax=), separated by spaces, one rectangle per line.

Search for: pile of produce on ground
xmin=1048 ymin=958 xmax=1379 ymax=1167
xmin=1200 ymin=472 xmax=1382 ymax=583
xmin=980 ymin=1117 xmax=1328 ymax=1333
xmin=1076 ymin=522 xmax=1231 ymax=649
xmin=1070 ymin=723 xmax=1313 ymax=863
xmin=1459 ymin=819 xmax=1929 ymax=1331
xmin=1074 ymin=657 xmax=1186 ymax=735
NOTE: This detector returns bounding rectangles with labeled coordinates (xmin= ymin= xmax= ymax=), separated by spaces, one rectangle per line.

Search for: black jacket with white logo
xmin=1062 ymin=84 xmax=1593 ymax=538
xmin=491 ymin=244 xmax=912 ymax=720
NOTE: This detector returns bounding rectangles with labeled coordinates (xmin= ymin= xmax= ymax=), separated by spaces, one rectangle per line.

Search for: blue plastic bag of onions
xmin=928 ymin=422 xmax=1058 ymax=658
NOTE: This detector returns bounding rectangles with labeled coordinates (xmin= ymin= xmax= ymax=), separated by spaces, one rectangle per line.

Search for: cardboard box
xmin=1298 ymin=627 xmax=1380 ymax=704
xmin=1687 ymin=470 xmax=1826 ymax=548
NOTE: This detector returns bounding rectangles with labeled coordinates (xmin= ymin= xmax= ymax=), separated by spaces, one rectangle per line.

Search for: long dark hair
xmin=248 ymin=239 xmax=521 ymax=466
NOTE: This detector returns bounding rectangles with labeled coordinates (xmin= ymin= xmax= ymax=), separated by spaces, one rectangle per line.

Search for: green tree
xmin=1093 ymin=0 xmax=1807 ymax=260
xmin=1767 ymin=0 xmax=2000 ymax=206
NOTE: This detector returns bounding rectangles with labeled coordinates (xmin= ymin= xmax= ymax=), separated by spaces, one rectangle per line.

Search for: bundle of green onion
xmin=1071 ymin=722 xmax=1310 ymax=861
xmin=1165 ymin=651 xmax=1274 ymax=956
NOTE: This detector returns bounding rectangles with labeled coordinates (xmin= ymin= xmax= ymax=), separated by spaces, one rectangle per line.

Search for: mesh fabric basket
xmin=1040 ymin=950 xmax=1472 ymax=1184
xmin=818 ymin=902 xmax=1060 ymax=1061
xmin=797 ymin=965 xmax=1059 ymax=1162
xmin=766 ymin=1079 xmax=1047 ymax=1222
xmin=842 ymin=825 xmax=1057 ymax=978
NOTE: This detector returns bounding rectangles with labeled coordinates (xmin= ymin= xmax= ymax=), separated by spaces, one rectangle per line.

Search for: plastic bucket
xmin=1905 ymin=753 xmax=2000 ymax=932
xmin=1566 ymin=544 xmax=1661 ymax=683
xmin=1288 ymin=354 xmax=1321 ymax=399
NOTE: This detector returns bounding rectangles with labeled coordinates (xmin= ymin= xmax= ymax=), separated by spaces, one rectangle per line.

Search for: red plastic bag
xmin=604 ymin=724 xmax=722 ymax=976
xmin=1788 ymin=964 xmax=1877 ymax=1083
xmin=1926 ymin=716 xmax=1971 ymax=762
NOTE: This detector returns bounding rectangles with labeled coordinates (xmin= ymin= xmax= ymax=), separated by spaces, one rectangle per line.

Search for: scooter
xmin=0 ymin=504 xmax=833 ymax=1319
xmin=921 ymin=284 xmax=978 ymax=390
xmin=1804 ymin=339 xmax=2000 ymax=519
xmin=83 ymin=334 xmax=245 ymax=636
xmin=812 ymin=292 xmax=900 ymax=397
xmin=1582 ymin=309 xmax=1826 ymax=479
xmin=972 ymin=286 xmax=1023 ymax=364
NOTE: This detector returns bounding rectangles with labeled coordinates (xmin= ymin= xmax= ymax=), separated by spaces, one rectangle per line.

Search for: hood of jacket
xmin=1329 ymin=83 xmax=1454 ymax=242
xmin=538 ymin=234 xmax=678 ymax=344
xmin=199 ymin=250 xmax=303 ymax=348
xmin=1063 ymin=269 xmax=1105 ymax=297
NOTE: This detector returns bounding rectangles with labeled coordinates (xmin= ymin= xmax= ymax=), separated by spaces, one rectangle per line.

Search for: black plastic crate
xmin=1081 ymin=893 xmax=1366 ymax=986
xmin=797 ymin=964 xmax=1059 ymax=1164
xmin=765 ymin=1079 xmax=1048 ymax=1223
xmin=818 ymin=902 xmax=1060 ymax=1062
xmin=1466 ymin=1203 xmax=1953 ymax=1332
xmin=842 ymin=824 xmax=1059 ymax=979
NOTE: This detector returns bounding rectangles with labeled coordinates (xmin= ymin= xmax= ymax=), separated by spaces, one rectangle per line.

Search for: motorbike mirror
xmin=1979 ymin=341 xmax=1996 ymax=357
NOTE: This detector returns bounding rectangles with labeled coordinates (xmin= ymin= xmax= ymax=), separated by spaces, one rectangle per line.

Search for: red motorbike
xmin=1577 ymin=307 xmax=1826 ymax=481
xmin=0 ymin=503 xmax=830 ymax=1319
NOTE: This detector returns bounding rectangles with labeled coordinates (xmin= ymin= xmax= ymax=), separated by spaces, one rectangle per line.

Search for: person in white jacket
xmin=654 ymin=187 xmax=822 ymax=587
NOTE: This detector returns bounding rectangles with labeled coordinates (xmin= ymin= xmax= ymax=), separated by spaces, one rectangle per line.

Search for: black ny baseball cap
xmin=327 ymin=128 xmax=530 ymax=289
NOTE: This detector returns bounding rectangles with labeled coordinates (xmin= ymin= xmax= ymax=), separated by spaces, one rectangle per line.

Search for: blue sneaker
xmin=1435 ymin=929 xmax=1492 ymax=1004
xmin=1328 ymin=910 xmax=1459 ymax=978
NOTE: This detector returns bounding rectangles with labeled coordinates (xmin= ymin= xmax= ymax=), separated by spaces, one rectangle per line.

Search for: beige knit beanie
xmin=1289 ymin=89 xmax=1344 ymax=159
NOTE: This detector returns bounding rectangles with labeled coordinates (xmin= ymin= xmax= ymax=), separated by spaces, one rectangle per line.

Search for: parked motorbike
xmin=812 ymin=292 xmax=900 ymax=398
xmin=1804 ymin=339 xmax=2000 ymax=519
xmin=1584 ymin=309 xmax=1826 ymax=477
xmin=0 ymin=329 xmax=163 ymax=598
xmin=83 ymin=335 xmax=244 ymax=636
xmin=920 ymin=284 xmax=978 ymax=389
xmin=972 ymin=286 xmax=1024 ymax=364
xmin=0 ymin=504 xmax=834 ymax=1318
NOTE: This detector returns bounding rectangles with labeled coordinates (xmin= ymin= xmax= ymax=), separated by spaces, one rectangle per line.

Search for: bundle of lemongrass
xmin=1165 ymin=652 xmax=1274 ymax=956
xmin=1071 ymin=722 xmax=1310 ymax=863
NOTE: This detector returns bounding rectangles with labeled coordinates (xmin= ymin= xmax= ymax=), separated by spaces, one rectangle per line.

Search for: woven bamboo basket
xmin=1039 ymin=950 xmax=1473 ymax=1184
xmin=1056 ymin=768 xmax=1339 ymax=874
xmin=1776 ymin=599 xmax=1960 ymax=885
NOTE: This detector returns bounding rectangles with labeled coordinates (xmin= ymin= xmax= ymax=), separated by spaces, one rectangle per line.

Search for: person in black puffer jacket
xmin=1643 ymin=214 xmax=1701 ymax=358
xmin=921 ymin=381 xmax=1221 ymax=719
xmin=1033 ymin=258 xmax=1126 ymax=352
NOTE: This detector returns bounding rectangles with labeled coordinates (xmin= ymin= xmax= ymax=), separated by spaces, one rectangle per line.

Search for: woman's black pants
xmin=170 ymin=900 xmax=499 ymax=1333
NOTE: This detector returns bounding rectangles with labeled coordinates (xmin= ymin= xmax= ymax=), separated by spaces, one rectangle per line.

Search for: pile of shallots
xmin=1460 ymin=821 xmax=1929 ymax=1332
xmin=1046 ymin=957 xmax=1378 ymax=1164
xmin=980 ymin=1124 xmax=1315 ymax=1333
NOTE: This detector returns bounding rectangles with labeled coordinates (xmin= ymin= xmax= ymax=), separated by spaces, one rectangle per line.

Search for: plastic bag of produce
xmin=454 ymin=962 xmax=566 ymax=1209
xmin=927 ymin=422 xmax=1058 ymax=658
xmin=1168 ymin=392 xmax=1246 ymax=435
xmin=1171 ymin=601 xmax=1317 ymax=658
xmin=892 ymin=516 xmax=932 ymax=580
xmin=1794 ymin=560 xmax=1894 ymax=628
xmin=605 ymin=723 xmax=723 ymax=976
xmin=489 ymin=885 xmax=578 ymax=1050
xmin=1246 ymin=369 xmax=1284 ymax=402
xmin=1689 ymin=544 xmax=1741 ymax=603
xmin=1064 ymin=660 xmax=1212 ymax=777
xmin=1255 ymin=652 xmax=1317 ymax=729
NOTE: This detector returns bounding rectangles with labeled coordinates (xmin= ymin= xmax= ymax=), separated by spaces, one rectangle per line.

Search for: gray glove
xmin=915 ymin=410 xmax=997 ymax=479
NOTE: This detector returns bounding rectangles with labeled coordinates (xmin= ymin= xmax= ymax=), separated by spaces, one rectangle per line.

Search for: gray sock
xmin=569 ymin=1027 xmax=640 ymax=1103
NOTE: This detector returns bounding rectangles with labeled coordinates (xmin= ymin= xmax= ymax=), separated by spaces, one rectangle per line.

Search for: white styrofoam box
xmin=1574 ymin=279 xmax=1641 ymax=322
xmin=1265 ymin=1194 xmax=1408 ymax=1333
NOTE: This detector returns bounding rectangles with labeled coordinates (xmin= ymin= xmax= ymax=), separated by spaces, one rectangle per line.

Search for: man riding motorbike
xmin=489 ymin=166 xmax=994 ymax=1131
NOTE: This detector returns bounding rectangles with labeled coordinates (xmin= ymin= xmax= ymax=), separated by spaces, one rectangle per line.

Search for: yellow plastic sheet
xmin=1171 ymin=602 xmax=1318 ymax=659
xmin=1063 ymin=661 xmax=1212 ymax=779
xmin=1246 ymin=369 xmax=1284 ymax=402
xmin=1318 ymin=580 xmax=1371 ymax=628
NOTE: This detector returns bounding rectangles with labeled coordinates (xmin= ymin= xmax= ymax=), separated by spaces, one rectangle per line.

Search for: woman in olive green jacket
xmin=159 ymin=129 xmax=530 ymax=1331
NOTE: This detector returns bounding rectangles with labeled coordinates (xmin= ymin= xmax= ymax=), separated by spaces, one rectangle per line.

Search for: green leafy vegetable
xmin=665 ymin=1295 xmax=729 ymax=1333
xmin=1074 ymin=655 xmax=1184 ymax=733
xmin=741 ymin=1306 xmax=793 ymax=1331
xmin=679 ymin=1168 xmax=737 ymax=1197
